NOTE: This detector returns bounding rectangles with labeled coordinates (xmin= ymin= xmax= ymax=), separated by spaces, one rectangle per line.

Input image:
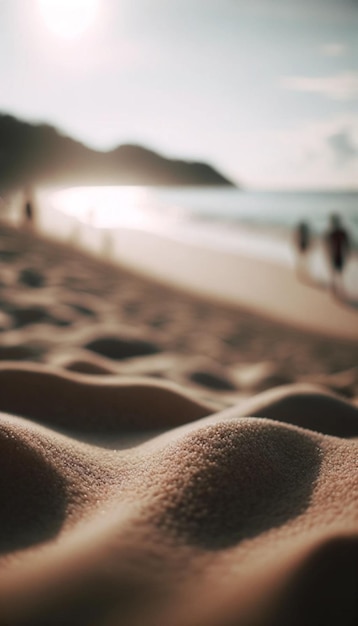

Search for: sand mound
xmin=0 ymin=386 xmax=356 ymax=626
xmin=85 ymin=335 xmax=161 ymax=361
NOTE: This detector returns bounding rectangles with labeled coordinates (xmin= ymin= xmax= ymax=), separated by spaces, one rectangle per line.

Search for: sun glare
xmin=37 ymin=0 xmax=99 ymax=39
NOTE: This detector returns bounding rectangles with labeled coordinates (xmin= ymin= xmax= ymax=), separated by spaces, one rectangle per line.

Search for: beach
xmin=0 ymin=220 xmax=357 ymax=625
xmin=10 ymin=186 xmax=358 ymax=340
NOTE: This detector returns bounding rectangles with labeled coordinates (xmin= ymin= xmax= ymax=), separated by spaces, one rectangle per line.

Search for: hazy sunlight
xmin=47 ymin=186 xmax=157 ymax=229
xmin=36 ymin=0 xmax=99 ymax=39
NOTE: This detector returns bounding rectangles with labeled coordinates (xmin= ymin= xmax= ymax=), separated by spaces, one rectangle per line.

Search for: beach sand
xmin=0 ymin=221 xmax=357 ymax=625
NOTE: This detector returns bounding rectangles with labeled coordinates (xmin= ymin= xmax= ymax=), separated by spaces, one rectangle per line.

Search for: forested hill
xmin=0 ymin=114 xmax=235 ymax=190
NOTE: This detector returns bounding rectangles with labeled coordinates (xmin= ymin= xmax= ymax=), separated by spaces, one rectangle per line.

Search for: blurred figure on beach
xmin=294 ymin=221 xmax=311 ymax=282
xmin=325 ymin=214 xmax=350 ymax=300
xmin=23 ymin=188 xmax=35 ymax=230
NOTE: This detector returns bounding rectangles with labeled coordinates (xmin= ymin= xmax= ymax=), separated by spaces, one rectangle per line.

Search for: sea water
xmin=134 ymin=187 xmax=358 ymax=260
xmin=38 ymin=186 xmax=358 ymax=244
xmin=40 ymin=185 xmax=358 ymax=259
xmin=5 ymin=186 xmax=357 ymax=239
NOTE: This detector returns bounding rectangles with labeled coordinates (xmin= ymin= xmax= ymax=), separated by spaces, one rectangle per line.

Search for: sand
xmin=98 ymin=225 xmax=358 ymax=340
xmin=0 ymin=221 xmax=357 ymax=626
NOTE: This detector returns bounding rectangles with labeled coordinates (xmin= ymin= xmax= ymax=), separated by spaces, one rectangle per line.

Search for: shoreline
xmin=3 ymin=189 xmax=358 ymax=341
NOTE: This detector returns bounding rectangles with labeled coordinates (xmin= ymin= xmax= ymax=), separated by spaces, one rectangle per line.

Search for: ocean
xmin=5 ymin=186 xmax=358 ymax=237
xmin=39 ymin=187 xmax=357 ymax=231
xmin=142 ymin=188 xmax=358 ymax=236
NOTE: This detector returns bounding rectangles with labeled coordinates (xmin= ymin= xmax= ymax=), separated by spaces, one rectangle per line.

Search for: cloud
xmin=234 ymin=0 xmax=358 ymax=21
xmin=321 ymin=43 xmax=347 ymax=57
xmin=281 ymin=72 xmax=358 ymax=101
xmin=327 ymin=129 xmax=358 ymax=163
xmin=236 ymin=114 xmax=358 ymax=188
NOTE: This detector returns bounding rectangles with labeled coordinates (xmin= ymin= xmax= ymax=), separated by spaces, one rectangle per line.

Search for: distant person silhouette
xmin=325 ymin=214 xmax=350 ymax=299
xmin=23 ymin=190 xmax=35 ymax=229
xmin=25 ymin=200 xmax=33 ymax=222
xmin=294 ymin=221 xmax=311 ymax=281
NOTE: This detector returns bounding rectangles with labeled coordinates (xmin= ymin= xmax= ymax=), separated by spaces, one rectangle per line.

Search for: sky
xmin=0 ymin=0 xmax=358 ymax=189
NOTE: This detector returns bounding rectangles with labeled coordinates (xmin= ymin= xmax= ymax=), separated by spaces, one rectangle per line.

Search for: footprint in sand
xmin=189 ymin=370 xmax=237 ymax=392
xmin=85 ymin=336 xmax=162 ymax=361
xmin=10 ymin=305 xmax=74 ymax=329
xmin=10 ymin=306 xmax=52 ymax=328
xmin=18 ymin=268 xmax=45 ymax=289
xmin=174 ymin=358 xmax=238 ymax=393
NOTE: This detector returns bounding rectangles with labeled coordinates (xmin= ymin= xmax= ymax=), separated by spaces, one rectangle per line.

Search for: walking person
xmin=325 ymin=214 xmax=350 ymax=300
xmin=294 ymin=221 xmax=311 ymax=282
xmin=23 ymin=188 xmax=35 ymax=230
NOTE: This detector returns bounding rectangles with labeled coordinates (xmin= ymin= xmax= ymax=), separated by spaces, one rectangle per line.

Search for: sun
xmin=37 ymin=0 xmax=99 ymax=39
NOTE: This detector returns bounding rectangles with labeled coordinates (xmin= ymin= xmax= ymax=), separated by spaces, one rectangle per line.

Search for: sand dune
xmin=0 ymin=222 xmax=357 ymax=625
